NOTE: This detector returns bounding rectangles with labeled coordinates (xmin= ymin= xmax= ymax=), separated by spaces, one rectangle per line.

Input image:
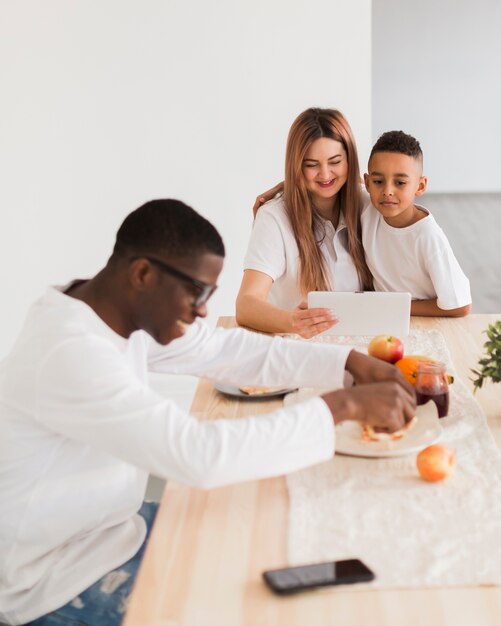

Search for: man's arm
xmin=148 ymin=321 xmax=415 ymax=393
xmin=146 ymin=320 xmax=351 ymax=390
xmin=36 ymin=336 xmax=338 ymax=488
xmin=36 ymin=336 xmax=415 ymax=489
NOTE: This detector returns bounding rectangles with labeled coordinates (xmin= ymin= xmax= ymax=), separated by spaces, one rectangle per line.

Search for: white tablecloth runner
xmin=284 ymin=330 xmax=501 ymax=588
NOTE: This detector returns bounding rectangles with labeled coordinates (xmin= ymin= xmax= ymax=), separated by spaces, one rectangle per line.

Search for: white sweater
xmin=0 ymin=285 xmax=351 ymax=624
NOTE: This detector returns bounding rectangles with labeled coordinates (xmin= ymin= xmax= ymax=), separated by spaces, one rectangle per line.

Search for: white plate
xmin=213 ymin=382 xmax=298 ymax=399
xmin=335 ymin=401 xmax=443 ymax=458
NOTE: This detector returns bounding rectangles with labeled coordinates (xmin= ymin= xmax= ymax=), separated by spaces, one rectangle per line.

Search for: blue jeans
xmin=25 ymin=501 xmax=159 ymax=626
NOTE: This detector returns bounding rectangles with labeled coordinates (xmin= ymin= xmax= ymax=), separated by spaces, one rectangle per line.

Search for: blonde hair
xmin=283 ymin=108 xmax=373 ymax=295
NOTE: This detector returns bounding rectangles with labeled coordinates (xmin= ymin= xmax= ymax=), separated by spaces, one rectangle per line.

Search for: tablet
xmin=307 ymin=291 xmax=411 ymax=337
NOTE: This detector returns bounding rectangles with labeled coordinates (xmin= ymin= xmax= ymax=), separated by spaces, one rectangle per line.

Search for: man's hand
xmin=345 ymin=349 xmax=415 ymax=394
xmin=252 ymin=181 xmax=284 ymax=218
xmin=321 ymin=382 xmax=416 ymax=433
xmin=290 ymin=301 xmax=338 ymax=339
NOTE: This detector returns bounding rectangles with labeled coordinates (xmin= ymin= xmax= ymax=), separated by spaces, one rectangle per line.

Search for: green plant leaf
xmin=471 ymin=320 xmax=501 ymax=392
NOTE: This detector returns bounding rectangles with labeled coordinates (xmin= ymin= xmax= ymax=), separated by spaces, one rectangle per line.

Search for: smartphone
xmin=262 ymin=559 xmax=375 ymax=594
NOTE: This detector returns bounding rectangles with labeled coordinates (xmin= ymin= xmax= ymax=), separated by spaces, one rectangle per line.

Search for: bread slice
xmin=362 ymin=416 xmax=418 ymax=442
xmin=239 ymin=386 xmax=289 ymax=396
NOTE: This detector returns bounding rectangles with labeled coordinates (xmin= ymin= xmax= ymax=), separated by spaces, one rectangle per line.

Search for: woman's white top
xmin=243 ymin=196 xmax=361 ymax=308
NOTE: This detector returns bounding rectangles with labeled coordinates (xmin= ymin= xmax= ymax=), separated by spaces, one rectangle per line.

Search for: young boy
xmin=363 ymin=130 xmax=471 ymax=316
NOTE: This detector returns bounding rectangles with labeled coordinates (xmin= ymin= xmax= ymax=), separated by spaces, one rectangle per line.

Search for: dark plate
xmin=213 ymin=382 xmax=298 ymax=399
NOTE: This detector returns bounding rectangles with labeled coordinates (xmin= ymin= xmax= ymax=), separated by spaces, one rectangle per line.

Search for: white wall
xmin=373 ymin=0 xmax=501 ymax=192
xmin=0 ymin=0 xmax=372 ymax=358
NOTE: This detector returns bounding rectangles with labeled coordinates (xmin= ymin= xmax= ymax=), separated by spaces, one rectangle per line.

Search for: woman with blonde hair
xmin=236 ymin=107 xmax=372 ymax=338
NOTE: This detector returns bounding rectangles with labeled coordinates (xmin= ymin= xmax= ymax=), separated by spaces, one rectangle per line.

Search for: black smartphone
xmin=263 ymin=559 xmax=375 ymax=594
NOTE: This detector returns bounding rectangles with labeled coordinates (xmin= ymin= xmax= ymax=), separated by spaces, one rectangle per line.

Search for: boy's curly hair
xmin=370 ymin=130 xmax=422 ymax=162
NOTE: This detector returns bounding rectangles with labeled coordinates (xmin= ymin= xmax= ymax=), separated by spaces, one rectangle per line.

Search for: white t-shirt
xmin=0 ymin=285 xmax=351 ymax=625
xmin=361 ymin=202 xmax=471 ymax=309
xmin=243 ymin=196 xmax=361 ymax=308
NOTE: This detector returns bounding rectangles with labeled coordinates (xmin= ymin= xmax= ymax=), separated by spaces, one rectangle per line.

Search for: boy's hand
xmin=322 ymin=382 xmax=416 ymax=432
xmin=252 ymin=181 xmax=284 ymax=218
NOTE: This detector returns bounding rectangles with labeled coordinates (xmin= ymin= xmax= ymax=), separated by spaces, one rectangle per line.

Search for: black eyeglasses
xmin=132 ymin=256 xmax=217 ymax=307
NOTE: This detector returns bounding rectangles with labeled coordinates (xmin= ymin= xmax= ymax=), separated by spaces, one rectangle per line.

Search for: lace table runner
xmin=284 ymin=330 xmax=501 ymax=588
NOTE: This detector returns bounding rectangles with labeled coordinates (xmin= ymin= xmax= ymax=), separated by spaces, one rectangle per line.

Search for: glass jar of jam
xmin=415 ymin=361 xmax=449 ymax=418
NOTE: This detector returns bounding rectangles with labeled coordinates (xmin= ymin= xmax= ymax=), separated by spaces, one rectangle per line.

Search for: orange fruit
xmin=395 ymin=356 xmax=454 ymax=386
xmin=394 ymin=355 xmax=436 ymax=386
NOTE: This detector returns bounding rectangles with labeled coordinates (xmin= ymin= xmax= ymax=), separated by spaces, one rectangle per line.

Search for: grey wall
xmin=421 ymin=193 xmax=501 ymax=313
xmin=373 ymin=0 xmax=501 ymax=192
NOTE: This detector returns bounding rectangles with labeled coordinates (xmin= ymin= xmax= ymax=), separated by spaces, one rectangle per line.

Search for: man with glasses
xmin=0 ymin=199 xmax=415 ymax=626
xmin=132 ymin=255 xmax=218 ymax=307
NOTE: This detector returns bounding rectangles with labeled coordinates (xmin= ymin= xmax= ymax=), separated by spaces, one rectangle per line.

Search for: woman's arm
xmin=236 ymin=269 xmax=337 ymax=337
xmin=411 ymin=299 xmax=471 ymax=317
xmin=236 ymin=270 xmax=293 ymax=333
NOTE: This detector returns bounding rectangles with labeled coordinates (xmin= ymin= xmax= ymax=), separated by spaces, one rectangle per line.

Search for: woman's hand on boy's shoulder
xmin=252 ymin=181 xmax=284 ymax=218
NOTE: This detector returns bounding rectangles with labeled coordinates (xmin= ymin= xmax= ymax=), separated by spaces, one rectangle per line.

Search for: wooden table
xmin=124 ymin=314 xmax=501 ymax=626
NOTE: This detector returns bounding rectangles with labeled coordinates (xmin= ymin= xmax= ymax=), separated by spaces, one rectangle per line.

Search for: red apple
xmin=367 ymin=335 xmax=404 ymax=364
xmin=416 ymin=444 xmax=455 ymax=482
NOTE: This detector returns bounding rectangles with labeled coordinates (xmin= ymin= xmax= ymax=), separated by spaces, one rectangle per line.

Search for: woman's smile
xmin=316 ymin=178 xmax=336 ymax=188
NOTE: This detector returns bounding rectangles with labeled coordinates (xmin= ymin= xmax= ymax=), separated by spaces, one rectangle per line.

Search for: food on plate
xmin=367 ymin=334 xmax=404 ymax=364
xmin=416 ymin=444 xmax=456 ymax=482
xmin=361 ymin=416 xmax=417 ymax=442
xmin=239 ymin=386 xmax=288 ymax=395
xmin=395 ymin=355 xmax=454 ymax=386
